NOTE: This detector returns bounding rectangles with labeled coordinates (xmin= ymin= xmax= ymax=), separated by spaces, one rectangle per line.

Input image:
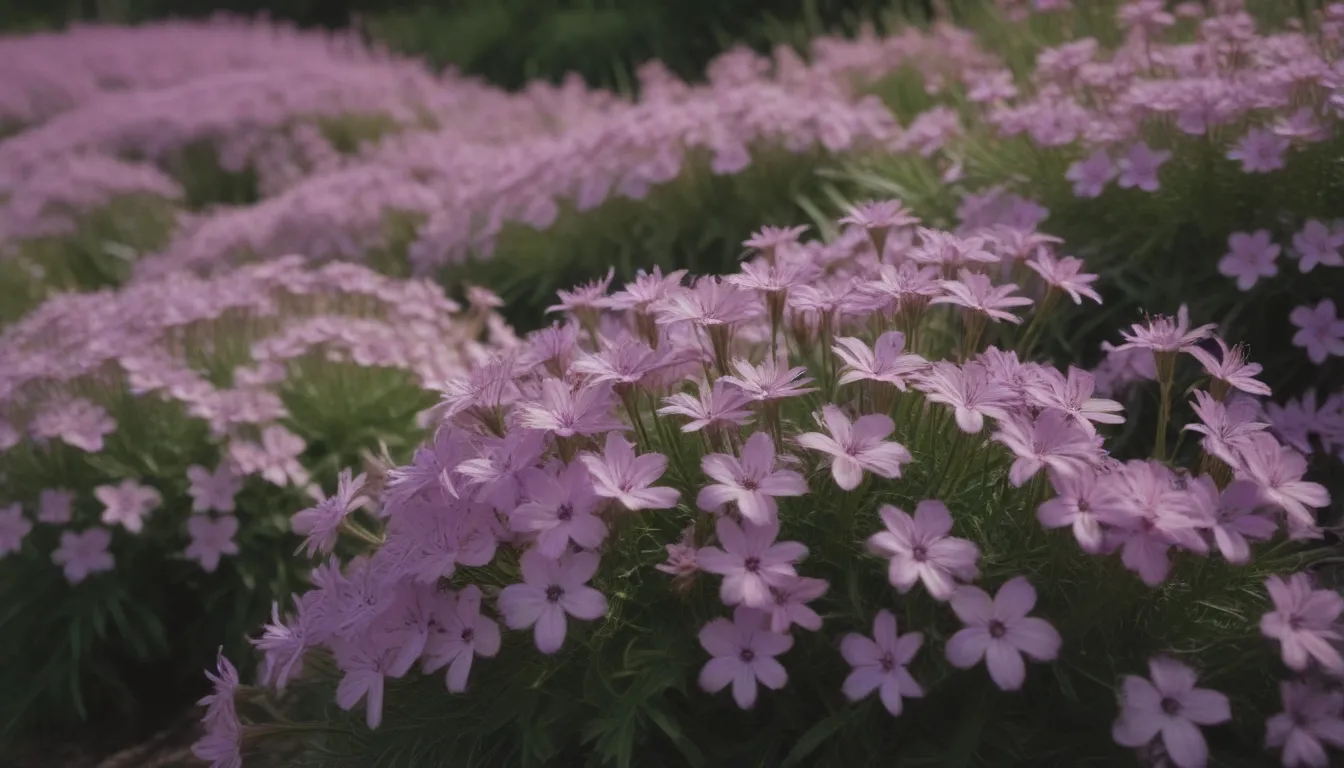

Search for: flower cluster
xmin=201 ymin=204 xmax=1332 ymax=767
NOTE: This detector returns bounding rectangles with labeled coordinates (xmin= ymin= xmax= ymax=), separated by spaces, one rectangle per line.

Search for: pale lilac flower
xmin=498 ymin=550 xmax=608 ymax=654
xmin=841 ymin=609 xmax=924 ymax=716
xmin=764 ymin=575 xmax=829 ymax=633
xmin=1031 ymin=367 xmax=1124 ymax=435
xmin=291 ymin=469 xmax=369 ymax=557
xmin=656 ymin=526 xmax=700 ymax=580
xmin=945 ymin=577 xmax=1062 ymax=691
xmin=795 ymin=405 xmax=912 ymax=490
xmin=517 ymin=378 xmax=624 ymax=438
xmin=915 ymin=361 xmax=1011 ymax=434
xmin=832 ymin=332 xmax=928 ymax=389
xmin=965 ymin=69 xmax=1018 ymax=103
xmin=547 ymin=268 xmax=615 ymax=317
xmin=743 ymin=225 xmax=809 ymax=255
xmin=229 ymin=426 xmax=309 ymax=488
xmin=658 ymin=378 xmax=754 ymax=433
xmin=1065 ymin=149 xmax=1116 ymax=198
xmin=697 ymin=431 xmax=807 ymax=525
xmin=839 ymin=199 xmax=919 ymax=232
xmin=1117 ymin=142 xmax=1171 ymax=192
xmin=654 ymin=277 xmax=758 ymax=328
xmin=187 ymin=463 xmax=243 ymax=514
xmin=185 ymin=515 xmax=240 ymax=573
xmin=1273 ymin=107 xmax=1326 ymax=142
xmin=1261 ymin=573 xmax=1344 ymax=673
xmin=1236 ymin=435 xmax=1331 ymax=530
xmin=931 ymin=269 xmax=1033 ymax=324
xmin=1112 ymin=657 xmax=1232 ymax=768
xmin=1103 ymin=461 xmax=1211 ymax=586
xmin=1185 ymin=390 xmax=1269 ymax=468
xmin=1186 ymin=337 xmax=1271 ymax=396
xmin=697 ymin=606 xmax=793 ymax=709
xmin=1227 ymin=128 xmax=1289 ymax=173
xmin=1037 ymin=469 xmax=1112 ymax=553
xmin=197 ymin=648 xmax=240 ymax=732
xmin=697 ymin=517 xmax=808 ymax=609
xmin=910 ymin=229 xmax=999 ymax=269
xmin=423 ymin=586 xmax=501 ymax=693
xmin=455 ymin=428 xmax=547 ymax=510
xmin=29 ymin=398 xmax=116 ymax=453
xmin=1290 ymin=300 xmax=1344 ymax=364
xmin=192 ymin=657 xmax=242 ymax=768
xmin=604 ymin=267 xmax=687 ymax=313
xmin=0 ymin=503 xmax=32 ymax=557
xmin=511 ymin=462 xmax=607 ymax=558
xmin=1218 ymin=230 xmax=1280 ymax=291
xmin=252 ymin=599 xmax=314 ymax=693
xmin=1116 ymin=304 xmax=1215 ymax=354
xmin=867 ymin=501 xmax=979 ymax=600
xmin=1027 ymin=251 xmax=1102 ymax=304
xmin=720 ymin=358 xmax=816 ymax=402
xmin=1292 ymin=219 xmax=1344 ymax=273
xmin=95 ymin=479 xmax=162 ymax=534
xmin=1265 ymin=681 xmax=1344 ymax=768
xmin=52 ymin=527 xmax=115 ymax=583
xmin=38 ymin=488 xmax=74 ymax=524
xmin=1184 ymin=477 xmax=1275 ymax=565
xmin=994 ymin=409 xmax=1101 ymax=487
xmin=578 ymin=432 xmax=680 ymax=511
xmin=571 ymin=339 xmax=682 ymax=388
xmin=333 ymin=638 xmax=395 ymax=729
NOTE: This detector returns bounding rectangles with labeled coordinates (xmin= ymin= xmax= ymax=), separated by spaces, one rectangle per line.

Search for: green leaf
xmin=647 ymin=707 xmax=706 ymax=768
xmin=780 ymin=707 xmax=854 ymax=768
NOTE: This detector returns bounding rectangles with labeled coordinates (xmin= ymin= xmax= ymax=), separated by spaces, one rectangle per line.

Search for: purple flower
xmin=578 ymin=432 xmax=680 ymax=511
xmin=517 ymin=378 xmax=625 ymax=438
xmin=1115 ymin=304 xmax=1215 ymax=354
xmin=697 ymin=431 xmax=807 ymax=525
xmin=52 ymin=527 xmax=115 ymax=583
xmin=763 ymin=576 xmax=828 ymax=634
xmin=291 ymin=469 xmax=369 ymax=557
xmin=547 ymin=268 xmax=614 ymax=318
xmin=656 ymin=527 xmax=700 ymax=581
xmin=1290 ymin=300 xmax=1344 ymax=364
xmin=185 ymin=515 xmax=240 ymax=573
xmin=945 ymin=577 xmax=1061 ymax=691
xmin=1227 ymin=127 xmax=1289 ymax=173
xmin=743 ymin=225 xmax=809 ymax=254
xmin=1065 ymin=149 xmax=1117 ymax=198
xmin=456 ymin=428 xmax=547 ymax=511
xmin=867 ymin=501 xmax=979 ymax=601
xmin=511 ymin=462 xmax=607 ymax=559
xmin=29 ymin=398 xmax=116 ymax=453
xmin=1186 ymin=337 xmax=1271 ymax=396
xmin=37 ymin=488 xmax=74 ymax=524
xmin=839 ymin=199 xmax=919 ymax=232
xmin=931 ymin=269 xmax=1033 ymax=324
xmin=993 ymin=409 xmax=1101 ymax=487
xmin=187 ymin=463 xmax=243 ymax=514
xmin=1112 ymin=657 xmax=1231 ymax=768
xmin=796 ymin=405 xmax=912 ymax=490
xmin=915 ymin=361 xmax=1011 ymax=434
xmin=1236 ymin=434 xmax=1330 ymax=530
xmin=654 ymin=277 xmax=758 ymax=329
xmin=1291 ymin=219 xmax=1344 ymax=273
xmin=697 ymin=517 xmax=808 ymax=609
xmin=658 ymin=377 xmax=754 ymax=433
xmin=0 ymin=503 xmax=32 ymax=557
xmin=333 ymin=637 xmax=395 ymax=729
xmin=720 ymin=358 xmax=817 ymax=402
xmin=423 ymin=585 xmax=501 ymax=693
xmin=1184 ymin=391 xmax=1268 ymax=468
xmin=95 ymin=479 xmax=162 ymax=534
xmin=1184 ymin=477 xmax=1275 ymax=565
xmin=192 ymin=651 xmax=242 ymax=768
xmin=1265 ymin=681 xmax=1344 ymax=768
xmin=498 ymin=549 xmax=608 ymax=654
xmin=1037 ymin=469 xmax=1112 ymax=553
xmin=697 ymin=606 xmax=792 ymax=709
xmin=252 ymin=599 xmax=314 ymax=693
xmin=1117 ymin=141 xmax=1171 ymax=192
xmin=1217 ymin=230 xmax=1280 ymax=291
xmin=832 ymin=332 xmax=928 ymax=389
xmin=910 ymin=230 xmax=999 ymax=269
xmin=1027 ymin=251 xmax=1102 ymax=304
xmin=1030 ymin=366 xmax=1124 ymax=436
xmin=843 ymin=609 xmax=928 ymax=721
xmin=1261 ymin=573 xmax=1344 ymax=673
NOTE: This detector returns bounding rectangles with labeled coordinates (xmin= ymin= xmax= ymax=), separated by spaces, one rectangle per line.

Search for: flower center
xmin=739 ymin=648 xmax=756 ymax=663
xmin=1077 ymin=499 xmax=1091 ymax=513
xmin=878 ymin=653 xmax=895 ymax=673
xmin=557 ymin=504 xmax=573 ymax=522
xmin=744 ymin=556 xmax=762 ymax=573
xmin=461 ymin=627 xmax=475 ymax=642
xmin=740 ymin=478 xmax=760 ymax=491
xmin=988 ymin=620 xmax=1007 ymax=639
xmin=1161 ymin=697 xmax=1181 ymax=717
xmin=910 ymin=545 xmax=928 ymax=562
xmin=545 ymin=585 xmax=565 ymax=603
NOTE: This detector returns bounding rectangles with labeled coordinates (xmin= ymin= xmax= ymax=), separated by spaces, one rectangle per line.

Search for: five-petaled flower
xmin=945 ymin=576 xmax=1062 ymax=691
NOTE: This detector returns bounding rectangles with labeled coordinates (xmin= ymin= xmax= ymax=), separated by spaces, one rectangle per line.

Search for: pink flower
xmin=197 ymin=648 xmax=240 ymax=732
xmin=945 ymin=577 xmax=1061 ymax=691
xmin=192 ymin=651 xmax=242 ymax=768
xmin=232 ymin=425 xmax=309 ymax=488
xmin=1260 ymin=573 xmax=1344 ymax=673
xmin=1184 ymin=477 xmax=1275 ymax=565
xmin=333 ymin=637 xmax=395 ymax=729
xmin=1236 ymin=435 xmax=1331 ymax=530
xmin=95 ymin=479 xmax=162 ymax=534
xmin=51 ymin=527 xmax=115 ymax=583
xmin=720 ymin=357 xmax=817 ymax=402
xmin=915 ymin=361 xmax=1011 ymax=434
xmin=697 ymin=606 xmax=793 ymax=709
xmin=832 ymin=332 xmax=928 ymax=389
xmin=1116 ymin=304 xmax=1215 ymax=354
xmin=867 ymin=501 xmax=980 ymax=600
xmin=187 ymin=463 xmax=243 ymax=514
xmin=1290 ymin=300 xmax=1344 ymax=364
xmin=498 ymin=549 xmax=608 ymax=654
xmin=993 ymin=409 xmax=1101 ymax=487
xmin=795 ymin=405 xmax=912 ymax=490
xmin=0 ymin=503 xmax=31 ymax=557
xmin=697 ymin=517 xmax=808 ymax=609
xmin=1186 ymin=337 xmax=1271 ymax=396
xmin=763 ymin=575 xmax=829 ymax=633
xmin=1117 ymin=141 xmax=1171 ymax=192
xmin=252 ymin=600 xmax=313 ymax=693
xmin=37 ymin=488 xmax=74 ymax=524
xmin=1291 ymin=219 xmax=1344 ymax=273
xmin=1112 ymin=657 xmax=1232 ymax=768
xmin=29 ymin=397 xmax=116 ymax=453
xmin=1184 ymin=390 xmax=1268 ymax=468
xmin=511 ymin=462 xmax=608 ymax=558
xmin=185 ymin=515 xmax=240 ymax=573
xmin=1037 ymin=469 xmax=1113 ymax=553
xmin=1218 ymin=230 xmax=1280 ymax=291
xmin=840 ymin=609 xmax=924 ymax=716
xmin=547 ymin=268 xmax=614 ymax=317
xmin=696 ymin=431 xmax=807 ymax=525
xmin=655 ymin=527 xmax=700 ymax=580
xmin=839 ymin=199 xmax=919 ymax=232
xmin=423 ymin=585 xmax=501 ymax=693
xmin=743 ymin=225 xmax=809 ymax=254
xmin=456 ymin=428 xmax=547 ymax=511
xmin=1265 ymin=681 xmax=1344 ymax=768
xmin=1027 ymin=251 xmax=1102 ymax=304
xmin=517 ymin=378 xmax=625 ymax=437
xmin=1030 ymin=366 xmax=1124 ymax=435
xmin=658 ymin=377 xmax=754 ymax=433
xmin=1227 ymin=128 xmax=1289 ymax=173
xmin=931 ymin=269 xmax=1033 ymax=324
xmin=291 ymin=469 xmax=368 ymax=557
xmin=578 ymin=432 xmax=680 ymax=511
xmin=1065 ymin=149 xmax=1117 ymax=198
